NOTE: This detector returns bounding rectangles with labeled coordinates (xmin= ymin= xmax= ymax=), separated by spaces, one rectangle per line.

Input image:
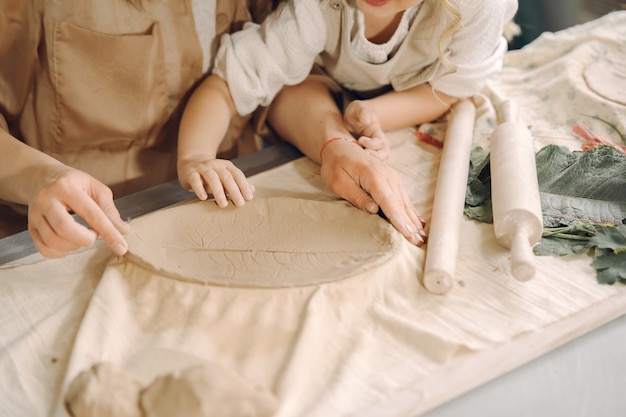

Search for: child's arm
xmin=341 ymin=83 xmax=457 ymax=159
xmin=363 ymin=83 xmax=460 ymax=131
xmin=177 ymin=74 xmax=255 ymax=208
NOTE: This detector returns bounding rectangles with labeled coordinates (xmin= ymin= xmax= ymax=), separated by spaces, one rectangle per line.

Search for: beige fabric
xmin=56 ymin=14 xmax=626 ymax=417
xmin=54 ymin=134 xmax=626 ymax=417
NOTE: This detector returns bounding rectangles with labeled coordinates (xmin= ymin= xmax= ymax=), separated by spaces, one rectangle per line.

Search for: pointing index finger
xmin=69 ymin=192 xmax=128 ymax=256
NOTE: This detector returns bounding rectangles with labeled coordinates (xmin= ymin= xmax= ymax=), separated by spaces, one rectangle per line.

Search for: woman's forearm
xmin=0 ymin=129 xmax=66 ymax=205
xmin=268 ymin=80 xmax=353 ymax=164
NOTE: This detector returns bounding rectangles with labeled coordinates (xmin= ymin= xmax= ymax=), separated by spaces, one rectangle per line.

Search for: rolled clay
xmin=124 ymin=197 xmax=397 ymax=288
xmin=423 ymin=100 xmax=476 ymax=294
xmin=490 ymin=100 xmax=543 ymax=281
xmin=140 ymin=363 xmax=279 ymax=417
xmin=64 ymin=362 xmax=143 ymax=417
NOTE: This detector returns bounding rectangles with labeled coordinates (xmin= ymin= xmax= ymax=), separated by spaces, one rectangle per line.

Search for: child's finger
xmin=357 ymin=136 xmax=390 ymax=161
xmin=228 ymin=168 xmax=255 ymax=201
xmin=222 ymin=174 xmax=246 ymax=207
xmin=203 ymin=170 xmax=229 ymax=207
xmin=189 ymin=172 xmax=209 ymax=200
xmin=357 ymin=136 xmax=385 ymax=150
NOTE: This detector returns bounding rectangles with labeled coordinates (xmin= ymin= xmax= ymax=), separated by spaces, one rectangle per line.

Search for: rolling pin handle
xmin=509 ymin=223 xmax=536 ymax=282
xmin=423 ymin=270 xmax=454 ymax=295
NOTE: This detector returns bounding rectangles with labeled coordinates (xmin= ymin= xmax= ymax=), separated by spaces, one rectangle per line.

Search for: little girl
xmin=177 ymin=0 xmax=518 ymax=246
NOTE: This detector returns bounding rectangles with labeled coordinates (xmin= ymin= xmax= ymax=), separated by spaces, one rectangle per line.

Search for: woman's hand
xmin=178 ymin=156 xmax=255 ymax=207
xmin=319 ymin=140 xmax=426 ymax=246
xmin=343 ymin=100 xmax=390 ymax=161
xmin=27 ymin=167 xmax=130 ymax=258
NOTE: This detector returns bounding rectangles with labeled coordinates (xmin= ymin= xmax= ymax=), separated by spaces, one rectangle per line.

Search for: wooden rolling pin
xmin=490 ymin=100 xmax=543 ymax=281
xmin=423 ymin=100 xmax=476 ymax=294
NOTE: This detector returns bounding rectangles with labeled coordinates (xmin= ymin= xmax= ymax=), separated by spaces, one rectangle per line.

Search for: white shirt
xmin=351 ymin=5 xmax=420 ymax=64
xmin=214 ymin=0 xmax=518 ymax=115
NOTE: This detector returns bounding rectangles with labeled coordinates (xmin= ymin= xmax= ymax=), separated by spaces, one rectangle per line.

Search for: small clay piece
xmin=65 ymin=362 xmax=143 ymax=417
xmin=140 ymin=363 xmax=278 ymax=417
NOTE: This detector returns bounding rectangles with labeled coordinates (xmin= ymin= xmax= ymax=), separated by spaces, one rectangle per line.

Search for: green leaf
xmin=467 ymin=146 xmax=490 ymax=182
xmin=591 ymin=248 xmax=626 ymax=285
xmin=540 ymin=193 xmax=626 ymax=228
xmin=533 ymin=236 xmax=593 ymax=256
xmin=464 ymin=146 xmax=492 ymax=222
xmin=465 ymin=144 xmax=626 ymax=285
xmin=589 ymin=225 xmax=626 ymax=251
xmin=535 ymin=145 xmax=626 ymax=227
xmin=463 ymin=204 xmax=493 ymax=223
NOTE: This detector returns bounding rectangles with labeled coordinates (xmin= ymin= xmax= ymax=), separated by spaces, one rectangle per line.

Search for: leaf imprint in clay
xmin=124 ymin=197 xmax=399 ymax=288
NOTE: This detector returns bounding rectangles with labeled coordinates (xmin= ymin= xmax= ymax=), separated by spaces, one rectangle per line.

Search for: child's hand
xmin=343 ymin=100 xmax=390 ymax=161
xmin=178 ymin=157 xmax=255 ymax=207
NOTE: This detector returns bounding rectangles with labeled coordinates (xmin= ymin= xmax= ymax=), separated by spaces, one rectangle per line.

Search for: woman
xmin=0 ymin=0 xmax=273 ymax=257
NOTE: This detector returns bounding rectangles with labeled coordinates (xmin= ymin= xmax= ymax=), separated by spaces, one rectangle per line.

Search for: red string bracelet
xmin=319 ymin=137 xmax=357 ymax=163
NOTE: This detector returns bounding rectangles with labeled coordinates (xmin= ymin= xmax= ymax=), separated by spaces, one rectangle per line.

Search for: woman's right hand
xmin=28 ymin=167 xmax=130 ymax=258
xmin=178 ymin=157 xmax=255 ymax=207
xmin=319 ymin=139 xmax=427 ymax=247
